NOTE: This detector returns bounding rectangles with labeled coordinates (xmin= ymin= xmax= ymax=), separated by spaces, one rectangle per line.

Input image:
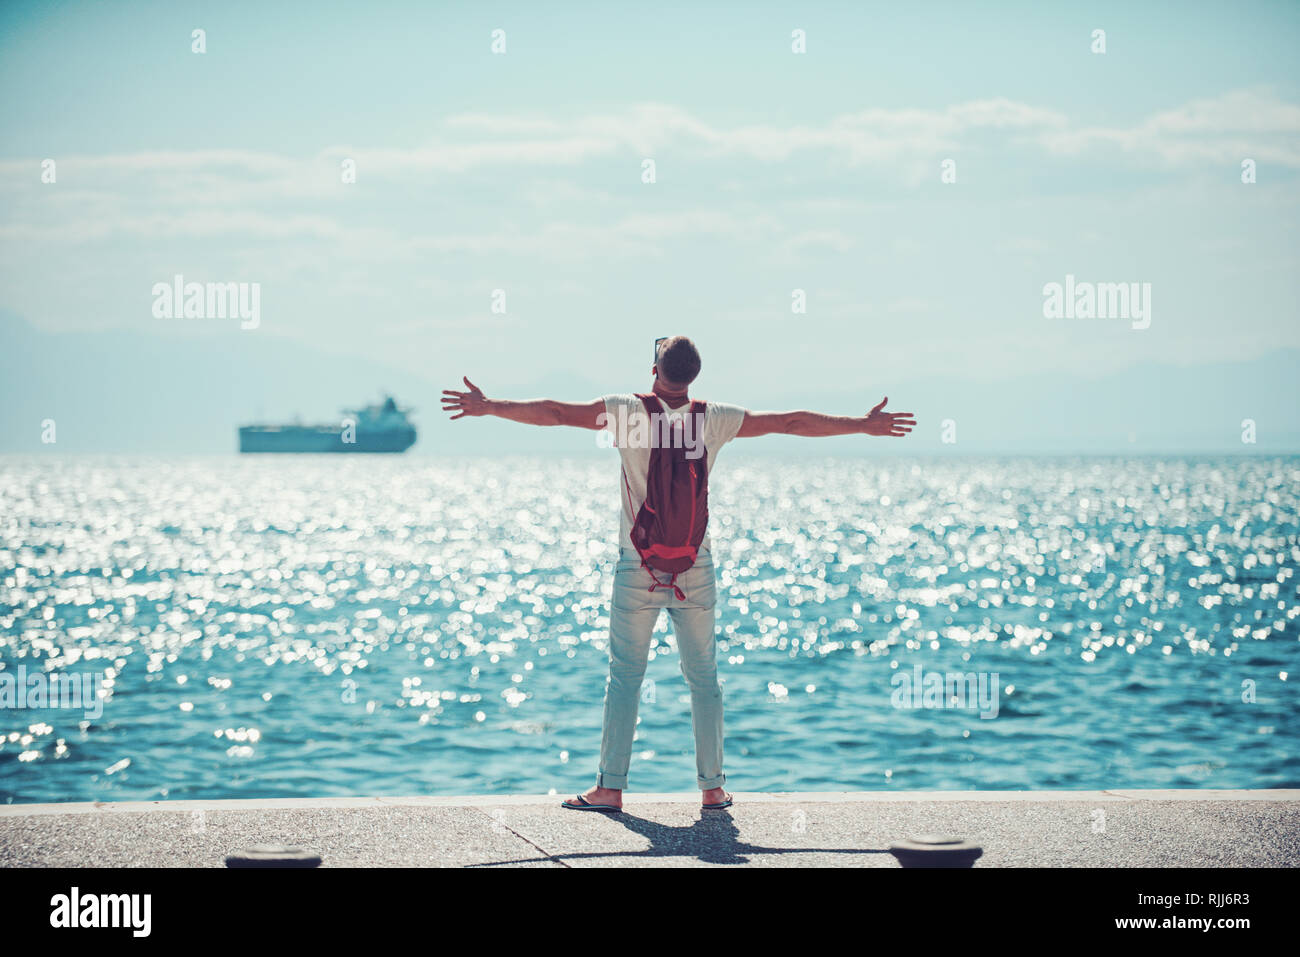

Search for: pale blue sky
xmin=1 ymin=0 xmax=1298 ymax=448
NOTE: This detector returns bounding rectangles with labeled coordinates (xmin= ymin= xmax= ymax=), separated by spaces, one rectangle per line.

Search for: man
xmin=441 ymin=336 xmax=916 ymax=812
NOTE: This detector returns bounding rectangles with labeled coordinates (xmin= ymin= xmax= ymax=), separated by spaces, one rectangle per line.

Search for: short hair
xmin=655 ymin=335 xmax=701 ymax=386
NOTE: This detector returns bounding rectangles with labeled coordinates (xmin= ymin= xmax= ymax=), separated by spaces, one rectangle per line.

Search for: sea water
xmin=1 ymin=454 xmax=1296 ymax=802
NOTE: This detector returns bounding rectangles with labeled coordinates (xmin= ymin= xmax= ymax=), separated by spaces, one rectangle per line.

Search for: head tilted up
xmin=653 ymin=336 xmax=702 ymax=391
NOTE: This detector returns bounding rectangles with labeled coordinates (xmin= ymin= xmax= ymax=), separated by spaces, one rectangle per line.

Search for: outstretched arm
xmin=441 ymin=377 xmax=605 ymax=430
xmin=737 ymin=397 xmax=916 ymax=438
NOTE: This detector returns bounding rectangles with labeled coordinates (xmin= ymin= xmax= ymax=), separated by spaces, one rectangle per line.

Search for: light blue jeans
xmin=597 ymin=547 xmax=725 ymax=790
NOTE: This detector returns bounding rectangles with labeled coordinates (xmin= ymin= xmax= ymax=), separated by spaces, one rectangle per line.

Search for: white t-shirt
xmin=600 ymin=393 xmax=748 ymax=553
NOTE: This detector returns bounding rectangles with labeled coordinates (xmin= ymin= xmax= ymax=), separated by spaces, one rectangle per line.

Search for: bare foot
xmin=575 ymin=784 xmax=622 ymax=810
xmin=702 ymin=786 xmax=732 ymax=808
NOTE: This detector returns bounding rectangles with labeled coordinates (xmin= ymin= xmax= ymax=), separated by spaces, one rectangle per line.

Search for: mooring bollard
xmin=225 ymin=845 xmax=323 ymax=868
xmin=888 ymin=835 xmax=983 ymax=868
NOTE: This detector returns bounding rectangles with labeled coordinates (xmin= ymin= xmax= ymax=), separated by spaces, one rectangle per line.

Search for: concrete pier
xmin=1 ymin=790 xmax=1296 ymax=867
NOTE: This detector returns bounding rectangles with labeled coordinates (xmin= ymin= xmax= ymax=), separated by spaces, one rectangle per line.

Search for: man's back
xmin=600 ymin=392 xmax=747 ymax=553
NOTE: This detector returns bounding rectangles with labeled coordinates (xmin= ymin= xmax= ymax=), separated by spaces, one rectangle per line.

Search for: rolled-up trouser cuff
xmin=597 ymin=769 xmax=628 ymax=789
xmin=698 ymin=772 xmax=726 ymax=790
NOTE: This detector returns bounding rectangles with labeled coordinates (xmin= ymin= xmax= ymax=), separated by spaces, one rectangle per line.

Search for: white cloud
xmin=2 ymin=90 xmax=1293 ymax=210
xmin=1035 ymin=88 xmax=1300 ymax=167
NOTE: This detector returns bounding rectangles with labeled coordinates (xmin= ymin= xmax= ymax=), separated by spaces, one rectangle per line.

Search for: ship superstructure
xmin=239 ymin=396 xmax=416 ymax=453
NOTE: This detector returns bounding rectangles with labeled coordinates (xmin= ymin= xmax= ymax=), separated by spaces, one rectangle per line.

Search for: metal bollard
xmin=225 ymin=845 xmax=323 ymax=868
xmin=888 ymin=834 xmax=983 ymax=868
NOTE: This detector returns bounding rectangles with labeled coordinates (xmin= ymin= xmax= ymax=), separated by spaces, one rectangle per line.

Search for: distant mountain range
xmin=2 ymin=311 xmax=1297 ymax=454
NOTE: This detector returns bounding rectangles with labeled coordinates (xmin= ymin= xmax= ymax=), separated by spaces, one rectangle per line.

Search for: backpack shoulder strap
xmin=635 ymin=392 xmax=662 ymax=414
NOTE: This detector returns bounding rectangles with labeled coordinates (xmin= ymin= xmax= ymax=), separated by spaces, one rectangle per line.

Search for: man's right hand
xmin=738 ymin=397 xmax=917 ymax=438
xmin=862 ymin=397 xmax=916 ymax=437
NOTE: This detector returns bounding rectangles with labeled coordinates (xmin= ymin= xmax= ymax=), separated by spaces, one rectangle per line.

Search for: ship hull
xmin=239 ymin=426 xmax=416 ymax=453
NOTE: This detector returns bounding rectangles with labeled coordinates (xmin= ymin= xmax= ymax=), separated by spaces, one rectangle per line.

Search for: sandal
xmin=702 ymin=791 xmax=733 ymax=810
xmin=561 ymin=794 xmax=622 ymax=813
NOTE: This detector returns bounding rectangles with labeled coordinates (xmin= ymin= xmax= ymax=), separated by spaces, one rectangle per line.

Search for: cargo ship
xmin=239 ymin=396 xmax=417 ymax=453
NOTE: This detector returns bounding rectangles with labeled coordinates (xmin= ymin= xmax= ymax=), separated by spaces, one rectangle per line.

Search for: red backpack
xmin=622 ymin=393 xmax=709 ymax=600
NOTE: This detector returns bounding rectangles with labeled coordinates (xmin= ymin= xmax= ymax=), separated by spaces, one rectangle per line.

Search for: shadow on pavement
xmin=471 ymin=809 xmax=891 ymax=867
